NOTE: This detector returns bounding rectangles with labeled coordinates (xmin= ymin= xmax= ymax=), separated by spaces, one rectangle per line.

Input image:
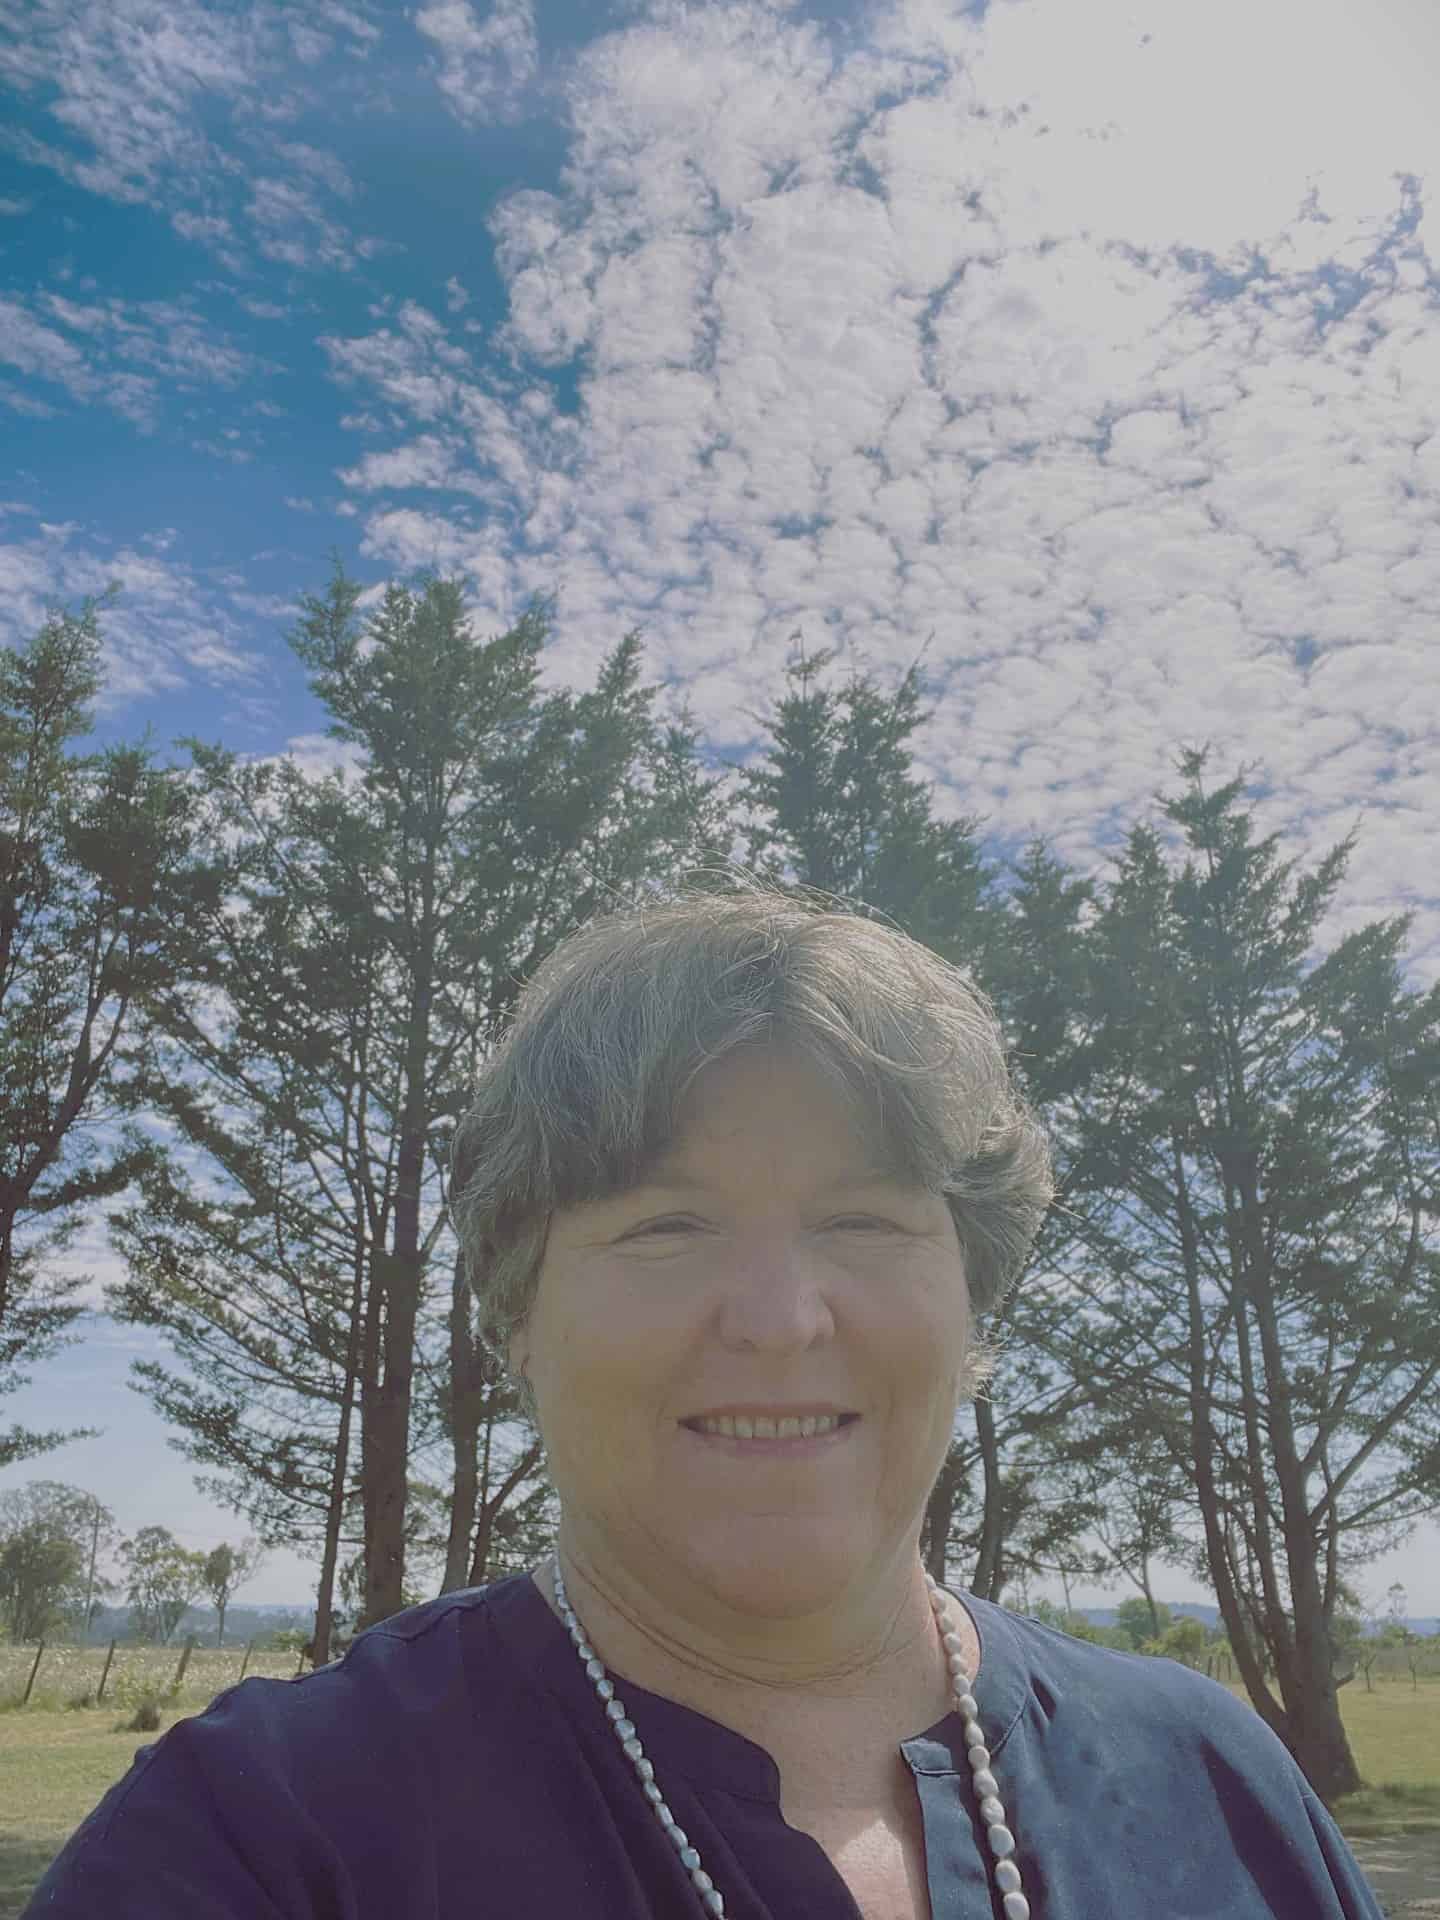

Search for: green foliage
xmin=1114 ymin=1596 xmax=1173 ymax=1649
xmin=1022 ymin=1597 xmax=1119 ymax=1645
xmin=1028 ymin=748 xmax=1440 ymax=1798
xmin=109 ymin=1667 xmax=167 ymax=1732
xmin=1152 ymin=1616 xmax=1209 ymax=1665
xmin=198 ymin=1540 xmax=262 ymax=1647
xmin=107 ymin=557 xmax=732 ymax=1629
xmin=0 ymin=589 xmax=222 ymax=1468
xmin=0 ymin=1483 xmax=113 ymax=1643
xmin=119 ymin=1527 xmax=206 ymax=1644
xmin=731 ymin=636 xmax=991 ymax=940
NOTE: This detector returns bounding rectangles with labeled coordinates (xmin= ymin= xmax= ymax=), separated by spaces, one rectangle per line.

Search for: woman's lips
xmin=680 ymin=1414 xmax=860 ymax=1456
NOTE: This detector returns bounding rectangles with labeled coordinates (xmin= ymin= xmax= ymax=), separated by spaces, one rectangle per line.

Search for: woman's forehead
xmin=626 ymin=1155 xmax=916 ymax=1195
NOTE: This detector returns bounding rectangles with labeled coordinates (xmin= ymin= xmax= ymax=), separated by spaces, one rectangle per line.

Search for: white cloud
xmin=343 ymin=0 xmax=1440 ymax=977
xmin=0 ymin=0 xmax=383 ymax=271
xmin=0 ymin=521 xmax=269 ymax=706
xmin=0 ymin=289 xmax=271 ymax=433
xmin=6 ymin=0 xmax=1435 ymax=989
xmin=414 ymin=0 xmax=540 ymax=125
xmin=279 ymin=732 xmax=367 ymax=784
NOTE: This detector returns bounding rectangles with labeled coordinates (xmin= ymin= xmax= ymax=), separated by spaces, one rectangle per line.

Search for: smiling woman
xmin=26 ymin=876 xmax=1384 ymax=1919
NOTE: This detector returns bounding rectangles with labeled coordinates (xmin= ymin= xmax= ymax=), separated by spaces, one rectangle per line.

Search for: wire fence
xmin=0 ymin=1640 xmax=302 ymax=1713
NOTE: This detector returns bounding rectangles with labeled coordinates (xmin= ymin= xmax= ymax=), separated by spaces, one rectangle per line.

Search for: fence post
xmin=22 ymin=1642 xmax=46 ymax=1706
xmin=97 ymin=1640 xmax=118 ymax=1703
xmin=21 ymin=1643 xmax=46 ymax=1704
xmin=169 ymin=1637 xmax=196 ymax=1698
xmin=239 ymin=1637 xmax=256 ymax=1682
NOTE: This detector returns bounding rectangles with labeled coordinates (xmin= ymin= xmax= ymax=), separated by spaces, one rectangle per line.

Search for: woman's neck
xmin=532 ymin=1541 xmax=980 ymax=1805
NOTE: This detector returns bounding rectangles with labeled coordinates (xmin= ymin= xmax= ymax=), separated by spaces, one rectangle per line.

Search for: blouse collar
xmin=485 ymin=1569 xmax=1032 ymax=1798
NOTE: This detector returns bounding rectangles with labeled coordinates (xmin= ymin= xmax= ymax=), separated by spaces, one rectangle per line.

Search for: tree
xmin=1062 ymin=1407 xmax=1189 ymax=1639
xmin=1155 ymin=1615 xmax=1208 ymax=1666
xmin=113 ymin=556 xmax=734 ymax=1635
xmin=120 ymin=1526 xmax=206 ymax=1644
xmin=435 ymin=1251 xmax=547 ymax=1594
xmin=731 ymin=644 xmax=1120 ymax=1603
xmin=733 ymin=638 xmax=1007 ymax=1587
xmin=0 ymin=1480 xmax=114 ymax=1641
xmin=1023 ymin=1596 xmax=1117 ymax=1645
xmin=1057 ymin=749 xmax=1440 ymax=1801
xmin=199 ymin=1539 xmax=263 ymax=1647
xmin=1115 ymin=1594 xmax=1174 ymax=1649
xmin=951 ymin=840 xmax=1104 ymax=1602
xmin=0 ymin=592 xmax=218 ymax=1468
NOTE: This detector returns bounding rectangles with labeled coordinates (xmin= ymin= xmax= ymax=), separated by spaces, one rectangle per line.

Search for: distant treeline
xmin=73 ymin=1602 xmax=316 ymax=1649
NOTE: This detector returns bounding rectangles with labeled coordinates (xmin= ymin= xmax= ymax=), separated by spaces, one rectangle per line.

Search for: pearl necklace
xmin=552 ymin=1558 xmax=1031 ymax=1919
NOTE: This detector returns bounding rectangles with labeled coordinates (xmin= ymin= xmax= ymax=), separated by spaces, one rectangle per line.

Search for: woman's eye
xmin=622 ymin=1215 xmax=901 ymax=1239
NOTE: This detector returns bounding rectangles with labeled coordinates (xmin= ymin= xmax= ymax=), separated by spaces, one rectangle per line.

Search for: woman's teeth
xmin=691 ymin=1413 xmax=843 ymax=1440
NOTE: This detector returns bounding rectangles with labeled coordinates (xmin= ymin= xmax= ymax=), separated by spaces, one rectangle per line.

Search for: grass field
xmin=0 ymin=1654 xmax=1436 ymax=1917
xmin=1308 ymin=1677 xmax=1440 ymax=1838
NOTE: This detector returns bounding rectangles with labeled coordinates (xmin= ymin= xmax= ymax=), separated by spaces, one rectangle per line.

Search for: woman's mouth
xmin=679 ymin=1411 xmax=860 ymax=1452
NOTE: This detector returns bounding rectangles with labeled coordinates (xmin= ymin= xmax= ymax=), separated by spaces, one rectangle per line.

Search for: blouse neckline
xmin=484 ymin=1567 xmax=1032 ymax=1799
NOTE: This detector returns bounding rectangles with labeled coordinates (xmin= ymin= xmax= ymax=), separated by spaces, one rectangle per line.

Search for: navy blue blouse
xmin=25 ymin=1571 xmax=1382 ymax=1917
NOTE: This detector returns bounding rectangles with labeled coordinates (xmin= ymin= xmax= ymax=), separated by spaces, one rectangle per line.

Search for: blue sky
xmin=1 ymin=0 xmax=1437 ymax=1613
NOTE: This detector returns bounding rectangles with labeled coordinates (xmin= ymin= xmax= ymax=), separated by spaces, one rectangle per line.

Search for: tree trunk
xmin=313 ymin=1248 xmax=366 ymax=1665
xmin=358 ymin=1232 xmax=390 ymax=1618
xmin=970 ymin=1397 xmax=1005 ymax=1601
xmin=217 ymin=1597 xmax=227 ymax=1648
xmin=467 ymin=1441 xmax=545 ymax=1588
xmin=442 ymin=1251 xmax=486 ymax=1592
xmin=1232 ymin=1156 xmax=1362 ymax=1802
xmin=360 ymin=939 xmax=435 ymax=1629
xmin=1174 ymin=1136 xmax=1289 ymax=1743
xmin=921 ymin=1442 xmax=964 ymax=1584
xmin=361 ymin=1248 xmax=421 ymax=1627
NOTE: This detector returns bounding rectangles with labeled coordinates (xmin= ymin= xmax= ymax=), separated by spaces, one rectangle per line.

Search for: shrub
xmin=111 ymin=1667 xmax=169 ymax=1734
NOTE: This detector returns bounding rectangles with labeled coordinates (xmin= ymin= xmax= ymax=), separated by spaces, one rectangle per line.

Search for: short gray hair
xmin=450 ymin=876 xmax=1053 ymax=1393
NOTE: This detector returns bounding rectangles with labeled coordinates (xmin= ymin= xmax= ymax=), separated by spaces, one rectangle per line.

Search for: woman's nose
xmin=714 ymin=1241 xmax=836 ymax=1350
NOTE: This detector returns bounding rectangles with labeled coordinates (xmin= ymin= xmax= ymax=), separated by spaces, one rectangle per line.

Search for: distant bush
xmin=111 ymin=1668 xmax=168 ymax=1733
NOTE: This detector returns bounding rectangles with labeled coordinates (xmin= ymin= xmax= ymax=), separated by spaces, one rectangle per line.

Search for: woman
xmin=28 ymin=881 xmax=1381 ymax=1918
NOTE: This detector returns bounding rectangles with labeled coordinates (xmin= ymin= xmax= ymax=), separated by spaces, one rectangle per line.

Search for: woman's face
xmin=511 ymin=1042 xmax=972 ymax=1621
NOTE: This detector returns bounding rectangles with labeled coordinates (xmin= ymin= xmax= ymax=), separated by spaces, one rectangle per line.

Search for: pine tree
xmin=115 ymin=557 xmax=735 ymax=1631
xmin=732 ymin=641 xmax=1102 ymax=1595
xmin=1062 ymin=748 xmax=1440 ymax=1800
xmin=0 ymin=591 xmax=217 ymax=1467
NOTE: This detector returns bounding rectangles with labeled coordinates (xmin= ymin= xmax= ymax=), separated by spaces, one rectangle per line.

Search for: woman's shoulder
xmin=193 ymin=1573 xmax=528 ymax=1752
xmin=967 ymin=1594 xmax=1289 ymax=1762
xmin=23 ymin=1577 xmax=540 ymax=1915
xmin=85 ymin=1574 xmax=532 ymax=1821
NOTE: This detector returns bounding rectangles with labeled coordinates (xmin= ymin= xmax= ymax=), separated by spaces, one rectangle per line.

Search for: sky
xmin=1 ymin=0 xmax=1437 ymax=1615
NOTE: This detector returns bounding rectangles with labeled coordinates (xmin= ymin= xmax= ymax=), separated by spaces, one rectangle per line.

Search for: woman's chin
xmin=673 ymin=1527 xmax=879 ymax=1620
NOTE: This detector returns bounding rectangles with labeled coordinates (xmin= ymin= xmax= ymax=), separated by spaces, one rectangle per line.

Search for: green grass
xmin=0 ymin=1664 xmax=1434 ymax=1914
xmin=1331 ymin=1676 xmax=1440 ymax=1837
xmin=0 ymin=1704 xmax=194 ymax=1918
xmin=1331 ymin=1781 xmax=1440 ymax=1838
xmin=0 ymin=1645 xmax=299 ymax=1919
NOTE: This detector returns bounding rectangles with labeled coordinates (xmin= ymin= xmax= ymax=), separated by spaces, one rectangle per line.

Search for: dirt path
xmin=1349 ymin=1833 xmax=1440 ymax=1918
